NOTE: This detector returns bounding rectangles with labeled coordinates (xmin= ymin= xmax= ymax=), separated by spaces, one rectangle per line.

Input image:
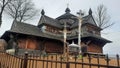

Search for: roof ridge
xmin=44 ymin=15 xmax=55 ymax=20
xmin=38 ymin=15 xmax=62 ymax=29
xmin=11 ymin=21 xmax=37 ymax=31
xmin=56 ymin=12 xmax=77 ymax=20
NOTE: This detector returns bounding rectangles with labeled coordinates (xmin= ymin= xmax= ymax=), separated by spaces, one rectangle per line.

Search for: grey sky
xmin=0 ymin=0 xmax=120 ymax=54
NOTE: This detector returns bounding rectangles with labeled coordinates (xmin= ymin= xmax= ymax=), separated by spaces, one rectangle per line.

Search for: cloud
xmin=102 ymin=32 xmax=120 ymax=54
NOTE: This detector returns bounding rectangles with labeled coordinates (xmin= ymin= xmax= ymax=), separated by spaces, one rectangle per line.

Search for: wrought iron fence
xmin=0 ymin=51 xmax=119 ymax=68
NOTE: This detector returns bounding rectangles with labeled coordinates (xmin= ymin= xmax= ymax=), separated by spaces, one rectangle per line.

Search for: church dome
xmin=56 ymin=7 xmax=78 ymax=29
xmin=56 ymin=7 xmax=77 ymax=20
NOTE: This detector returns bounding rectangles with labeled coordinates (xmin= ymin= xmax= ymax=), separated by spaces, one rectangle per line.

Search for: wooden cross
xmin=77 ymin=10 xmax=84 ymax=53
xmin=59 ymin=22 xmax=71 ymax=60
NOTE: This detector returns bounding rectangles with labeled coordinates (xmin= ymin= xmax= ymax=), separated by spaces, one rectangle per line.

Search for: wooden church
xmin=1 ymin=7 xmax=111 ymax=54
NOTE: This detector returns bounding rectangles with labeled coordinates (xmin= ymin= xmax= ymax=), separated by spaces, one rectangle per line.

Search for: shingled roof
xmin=56 ymin=8 xmax=78 ymax=29
xmin=1 ymin=21 xmax=62 ymax=41
xmin=38 ymin=15 xmax=62 ymax=29
xmin=56 ymin=12 xmax=77 ymax=20
xmin=68 ymin=14 xmax=99 ymax=29
xmin=55 ymin=8 xmax=101 ymax=30
xmin=67 ymin=34 xmax=111 ymax=44
xmin=82 ymin=15 xmax=97 ymax=26
xmin=37 ymin=8 xmax=101 ymax=30
xmin=38 ymin=9 xmax=62 ymax=29
xmin=1 ymin=8 xmax=110 ymax=44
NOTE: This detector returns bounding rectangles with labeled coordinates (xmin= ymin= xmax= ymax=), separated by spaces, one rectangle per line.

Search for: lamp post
xmin=77 ymin=10 xmax=84 ymax=53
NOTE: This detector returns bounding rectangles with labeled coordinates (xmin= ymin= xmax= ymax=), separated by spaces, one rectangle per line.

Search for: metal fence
xmin=0 ymin=51 xmax=120 ymax=68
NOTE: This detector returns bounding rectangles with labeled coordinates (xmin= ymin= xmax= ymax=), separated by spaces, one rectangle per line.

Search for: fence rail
xmin=0 ymin=51 xmax=120 ymax=68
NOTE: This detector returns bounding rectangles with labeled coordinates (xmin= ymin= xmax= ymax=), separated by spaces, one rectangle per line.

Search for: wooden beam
xmin=25 ymin=39 xmax=29 ymax=49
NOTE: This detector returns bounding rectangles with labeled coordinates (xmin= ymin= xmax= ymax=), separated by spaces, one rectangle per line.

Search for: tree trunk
xmin=0 ymin=4 xmax=6 ymax=27
xmin=0 ymin=9 xmax=4 ymax=27
xmin=0 ymin=16 xmax=2 ymax=27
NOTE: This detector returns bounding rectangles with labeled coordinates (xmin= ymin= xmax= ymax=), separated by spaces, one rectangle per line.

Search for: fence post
xmin=116 ymin=54 xmax=119 ymax=67
xmin=23 ymin=52 xmax=28 ymax=68
xmin=75 ymin=54 xmax=77 ymax=68
xmin=105 ymin=54 xmax=110 ymax=68
xmin=88 ymin=54 xmax=91 ymax=68
xmin=66 ymin=62 xmax=70 ymax=68
xmin=97 ymin=54 xmax=100 ymax=68
xmin=0 ymin=62 xmax=1 ymax=68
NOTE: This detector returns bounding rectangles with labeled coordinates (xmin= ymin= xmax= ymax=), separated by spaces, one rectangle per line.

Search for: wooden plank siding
xmin=87 ymin=43 xmax=103 ymax=53
xmin=17 ymin=38 xmax=39 ymax=50
xmin=45 ymin=41 xmax=63 ymax=53
xmin=17 ymin=37 xmax=63 ymax=53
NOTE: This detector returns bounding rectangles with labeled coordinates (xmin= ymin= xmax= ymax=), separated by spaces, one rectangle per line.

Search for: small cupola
xmin=65 ymin=7 xmax=71 ymax=13
xmin=41 ymin=9 xmax=45 ymax=15
xmin=89 ymin=8 xmax=92 ymax=15
xmin=38 ymin=9 xmax=45 ymax=28
xmin=88 ymin=8 xmax=92 ymax=15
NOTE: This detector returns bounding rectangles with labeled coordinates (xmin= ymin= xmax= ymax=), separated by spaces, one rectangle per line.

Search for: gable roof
xmin=70 ymin=14 xmax=102 ymax=30
xmin=82 ymin=15 xmax=97 ymax=26
xmin=38 ymin=15 xmax=62 ymax=29
xmin=38 ymin=8 xmax=101 ymax=30
xmin=1 ymin=21 xmax=62 ymax=41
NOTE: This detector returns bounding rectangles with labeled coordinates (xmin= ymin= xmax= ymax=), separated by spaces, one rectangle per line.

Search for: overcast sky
xmin=0 ymin=0 xmax=120 ymax=55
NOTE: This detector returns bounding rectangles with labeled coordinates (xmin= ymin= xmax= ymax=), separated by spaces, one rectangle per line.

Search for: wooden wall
xmin=85 ymin=24 xmax=101 ymax=36
xmin=17 ymin=36 xmax=63 ymax=53
xmin=16 ymin=35 xmax=103 ymax=54
xmin=87 ymin=43 xmax=103 ymax=53
xmin=17 ymin=38 xmax=39 ymax=50
xmin=44 ymin=41 xmax=63 ymax=53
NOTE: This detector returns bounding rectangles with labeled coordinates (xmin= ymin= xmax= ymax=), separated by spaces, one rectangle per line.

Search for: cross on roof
xmin=67 ymin=3 xmax=69 ymax=8
xmin=77 ymin=10 xmax=84 ymax=18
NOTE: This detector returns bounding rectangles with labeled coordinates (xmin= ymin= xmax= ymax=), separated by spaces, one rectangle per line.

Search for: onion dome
xmin=89 ymin=8 xmax=92 ymax=15
xmin=65 ymin=7 xmax=71 ymax=13
xmin=41 ymin=9 xmax=45 ymax=15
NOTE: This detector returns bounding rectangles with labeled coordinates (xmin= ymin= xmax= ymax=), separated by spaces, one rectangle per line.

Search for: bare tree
xmin=0 ymin=0 xmax=11 ymax=27
xmin=95 ymin=4 xmax=114 ymax=29
xmin=6 ymin=0 xmax=38 ymax=22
